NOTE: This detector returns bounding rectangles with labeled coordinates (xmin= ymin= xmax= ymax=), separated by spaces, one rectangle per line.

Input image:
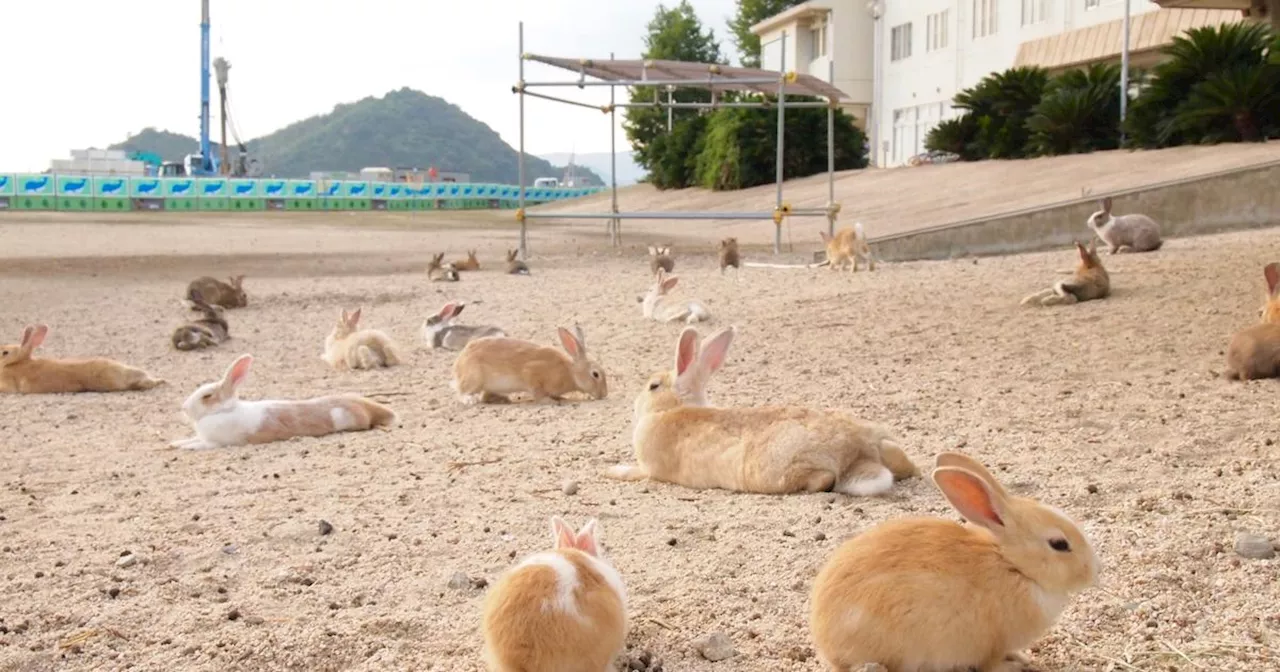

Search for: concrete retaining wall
xmin=871 ymin=158 xmax=1280 ymax=262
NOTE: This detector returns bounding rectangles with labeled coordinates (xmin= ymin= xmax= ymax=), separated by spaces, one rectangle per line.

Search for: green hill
xmin=110 ymin=88 xmax=601 ymax=185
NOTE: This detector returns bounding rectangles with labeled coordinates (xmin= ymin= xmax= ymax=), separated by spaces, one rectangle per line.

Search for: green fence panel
xmin=199 ymin=198 xmax=230 ymax=211
xmin=94 ymin=197 xmax=131 ymax=212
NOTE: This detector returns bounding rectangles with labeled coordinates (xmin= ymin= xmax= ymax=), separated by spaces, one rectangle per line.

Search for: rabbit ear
xmin=220 ymin=354 xmax=254 ymax=394
xmin=932 ymin=466 xmax=1010 ymax=534
xmin=1100 ymin=197 xmax=1113 ymax=213
xmin=661 ymin=276 xmax=679 ymax=293
xmin=1264 ymin=263 xmax=1280 ymax=297
xmin=557 ymin=327 xmax=583 ymax=359
xmin=819 ymin=231 xmax=831 ymax=243
xmin=450 ymin=303 xmax=466 ymax=318
xmin=697 ymin=326 xmax=735 ymax=375
xmin=19 ymin=326 xmax=34 ymax=348
xmin=933 ymin=452 xmax=1009 ymax=500
xmin=347 ymin=308 xmax=362 ymax=327
xmin=675 ymin=328 xmax=700 ymax=376
xmin=28 ymin=324 xmax=48 ymax=350
xmin=574 ymin=519 xmax=601 ymax=557
xmin=550 ymin=516 xmax=577 ymax=549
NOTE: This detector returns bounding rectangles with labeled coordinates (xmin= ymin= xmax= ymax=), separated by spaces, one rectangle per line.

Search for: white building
xmin=752 ymin=1 xmax=1246 ymax=167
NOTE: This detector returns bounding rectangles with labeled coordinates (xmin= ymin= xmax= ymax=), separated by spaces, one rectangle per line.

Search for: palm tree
xmin=1127 ymin=22 xmax=1278 ymax=146
xmin=1026 ymin=63 xmax=1123 ymax=156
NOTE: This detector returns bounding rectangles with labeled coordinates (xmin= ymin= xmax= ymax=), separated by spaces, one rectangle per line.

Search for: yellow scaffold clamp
xmin=515 ymin=208 xmax=526 ymax=223
xmin=512 ymin=81 xmax=526 ymax=94
xmin=600 ymin=104 xmax=615 ymax=114
xmin=772 ymin=203 xmax=791 ymax=225
xmin=826 ymin=202 xmax=842 ymax=217
xmin=784 ymin=71 xmax=799 ymax=83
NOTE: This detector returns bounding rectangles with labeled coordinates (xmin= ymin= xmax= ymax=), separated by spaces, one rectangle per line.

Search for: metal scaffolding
xmin=512 ymin=22 xmax=851 ymax=258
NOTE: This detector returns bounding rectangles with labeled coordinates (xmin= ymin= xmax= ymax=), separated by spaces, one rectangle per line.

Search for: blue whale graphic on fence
xmin=373 ymin=185 xmax=387 ymax=196
xmin=293 ymin=184 xmax=313 ymax=195
xmin=0 ymin=176 xmax=9 ymax=190
xmin=62 ymin=178 xmax=88 ymax=193
xmin=264 ymin=182 xmax=284 ymax=195
xmin=100 ymin=180 xmax=124 ymax=194
xmin=234 ymin=182 xmax=254 ymax=195
xmin=350 ymin=184 xmax=367 ymax=196
xmin=326 ymin=183 xmax=341 ymax=196
xmin=171 ymin=181 xmax=193 ymax=194
xmin=23 ymin=176 xmax=50 ymax=192
xmin=136 ymin=181 xmax=159 ymax=194
xmin=203 ymin=182 xmax=225 ymax=195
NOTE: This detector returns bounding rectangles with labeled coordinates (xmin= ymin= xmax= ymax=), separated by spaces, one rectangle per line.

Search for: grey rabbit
xmin=422 ymin=302 xmax=506 ymax=351
xmin=172 ymin=291 xmax=230 ymax=351
xmin=1087 ymin=197 xmax=1163 ymax=254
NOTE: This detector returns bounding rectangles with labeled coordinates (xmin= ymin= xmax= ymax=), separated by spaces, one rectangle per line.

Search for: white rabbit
xmin=640 ymin=270 xmax=710 ymax=324
xmin=169 ymin=354 xmax=397 ymax=449
xmin=1086 ymin=196 xmax=1163 ymax=254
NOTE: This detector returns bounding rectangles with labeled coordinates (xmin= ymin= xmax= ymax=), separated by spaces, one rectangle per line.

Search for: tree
xmin=927 ymin=67 xmax=1049 ymax=160
xmin=728 ymin=0 xmax=805 ymax=68
xmin=625 ymin=1 xmax=727 ymax=189
xmin=1025 ymin=63 xmax=1123 ymax=156
xmin=1126 ymin=22 xmax=1279 ymax=147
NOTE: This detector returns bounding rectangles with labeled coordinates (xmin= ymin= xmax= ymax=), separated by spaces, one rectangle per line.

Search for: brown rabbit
xmin=1021 ymin=241 xmax=1110 ymax=307
xmin=820 ymin=223 xmax=875 ymax=272
xmin=172 ymin=291 xmax=230 ymax=351
xmin=506 ymin=249 xmax=530 ymax=275
xmin=1 ymin=324 xmax=165 ymax=394
xmin=454 ymin=250 xmax=481 ymax=272
xmin=186 ymin=275 xmax=247 ymax=309
xmin=718 ymin=237 xmax=740 ymax=275
xmin=1224 ymin=262 xmax=1280 ymax=380
xmin=649 ymin=244 xmax=674 ymax=274
xmin=428 ymin=253 xmax=460 ymax=282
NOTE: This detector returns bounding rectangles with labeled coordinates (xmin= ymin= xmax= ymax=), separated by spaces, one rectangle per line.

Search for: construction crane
xmin=160 ymin=0 xmax=259 ymax=178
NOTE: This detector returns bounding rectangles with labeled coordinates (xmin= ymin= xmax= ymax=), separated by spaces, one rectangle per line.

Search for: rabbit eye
xmin=201 ymin=393 xmax=214 ymax=401
xmin=591 ymin=371 xmax=601 ymax=380
xmin=648 ymin=381 xmax=661 ymax=391
xmin=1049 ymin=538 xmax=1071 ymax=552
xmin=1 ymin=350 xmax=8 ymax=356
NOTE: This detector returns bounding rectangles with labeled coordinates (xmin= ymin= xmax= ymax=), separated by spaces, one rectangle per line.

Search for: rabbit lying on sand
xmin=322 ymin=307 xmax=401 ymax=370
xmin=1 ymin=324 xmax=164 ymax=394
xmin=427 ymin=253 xmax=460 ymax=282
xmin=606 ymin=326 xmax=918 ymax=495
xmin=186 ymin=275 xmax=247 ymax=308
xmin=422 ymin=302 xmax=506 ymax=351
xmin=1021 ymin=241 xmax=1110 ymax=307
xmin=452 ymin=325 xmax=607 ymax=404
xmin=170 ymin=354 xmax=396 ymax=449
xmin=640 ymin=270 xmax=710 ymax=324
xmin=172 ymin=291 xmax=230 ymax=351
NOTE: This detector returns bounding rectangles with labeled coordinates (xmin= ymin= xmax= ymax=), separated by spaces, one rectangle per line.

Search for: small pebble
xmin=562 ymin=480 xmax=579 ymax=496
xmin=1234 ymin=532 xmax=1276 ymax=560
xmin=814 ymin=532 xmax=827 ymax=542
xmin=665 ymin=538 xmax=677 ymax=547
xmin=318 ymin=520 xmax=334 ymax=536
xmin=108 ymin=587 xmax=120 ymax=599
xmin=447 ymin=572 xmax=472 ymax=590
xmin=855 ymin=665 xmax=889 ymax=672
xmin=693 ymin=631 xmax=735 ymax=662
xmin=116 ymin=553 xmax=137 ymax=568
xmin=227 ymin=609 xmax=241 ymax=621
xmin=1086 ymin=484 xmax=1098 ymax=494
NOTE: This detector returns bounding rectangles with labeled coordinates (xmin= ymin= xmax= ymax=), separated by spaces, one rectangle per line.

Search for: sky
xmin=0 ymin=0 xmax=740 ymax=173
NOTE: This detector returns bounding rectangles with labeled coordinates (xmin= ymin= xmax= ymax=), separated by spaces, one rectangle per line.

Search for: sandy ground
xmin=0 ymin=211 xmax=1277 ymax=672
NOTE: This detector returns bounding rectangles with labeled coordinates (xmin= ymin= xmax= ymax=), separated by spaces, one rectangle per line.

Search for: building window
xmin=1022 ymin=0 xmax=1050 ymax=25
xmin=810 ymin=18 xmax=828 ymax=59
xmin=973 ymin=0 xmax=998 ymax=38
xmin=890 ymin=22 xmax=913 ymax=62
xmin=1084 ymin=0 xmax=1102 ymax=8
xmin=926 ymin=10 xmax=950 ymax=51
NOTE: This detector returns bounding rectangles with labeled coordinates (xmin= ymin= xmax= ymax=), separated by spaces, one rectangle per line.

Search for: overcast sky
xmin=1 ymin=0 xmax=741 ymax=173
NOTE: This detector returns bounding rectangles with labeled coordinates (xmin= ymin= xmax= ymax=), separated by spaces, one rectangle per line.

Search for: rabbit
xmin=648 ymin=244 xmax=674 ymax=274
xmin=428 ymin=253 xmax=460 ymax=282
xmin=810 ymin=451 xmax=1100 ymax=672
xmin=451 ymin=325 xmax=607 ymax=404
xmin=820 ymin=222 xmax=875 ymax=272
xmin=321 ymin=307 xmax=402 ymax=370
xmin=1224 ymin=262 xmax=1280 ymax=380
xmin=422 ymin=302 xmax=506 ymax=351
xmin=640 ymin=270 xmax=710 ymax=324
xmin=505 ymin=248 xmax=530 ymax=275
xmin=169 ymin=353 xmax=397 ymax=450
xmin=482 ymin=517 xmax=628 ymax=672
xmin=604 ymin=326 xmax=919 ymax=495
xmin=453 ymin=250 xmax=481 ymax=272
xmin=1087 ymin=196 xmax=1163 ymax=254
xmin=1020 ymin=240 xmax=1110 ymax=307
xmin=1 ymin=324 xmax=165 ymax=394
xmin=718 ymin=237 xmax=741 ymax=276
xmin=172 ymin=291 xmax=231 ymax=351
xmin=186 ymin=275 xmax=247 ymax=309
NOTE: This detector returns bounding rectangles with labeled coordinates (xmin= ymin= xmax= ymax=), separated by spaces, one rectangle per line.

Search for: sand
xmin=0 ymin=211 xmax=1277 ymax=672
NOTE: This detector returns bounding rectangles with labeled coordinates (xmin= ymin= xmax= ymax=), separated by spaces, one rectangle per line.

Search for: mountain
xmin=540 ymin=151 xmax=645 ymax=187
xmin=110 ymin=88 xmax=602 ymax=184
